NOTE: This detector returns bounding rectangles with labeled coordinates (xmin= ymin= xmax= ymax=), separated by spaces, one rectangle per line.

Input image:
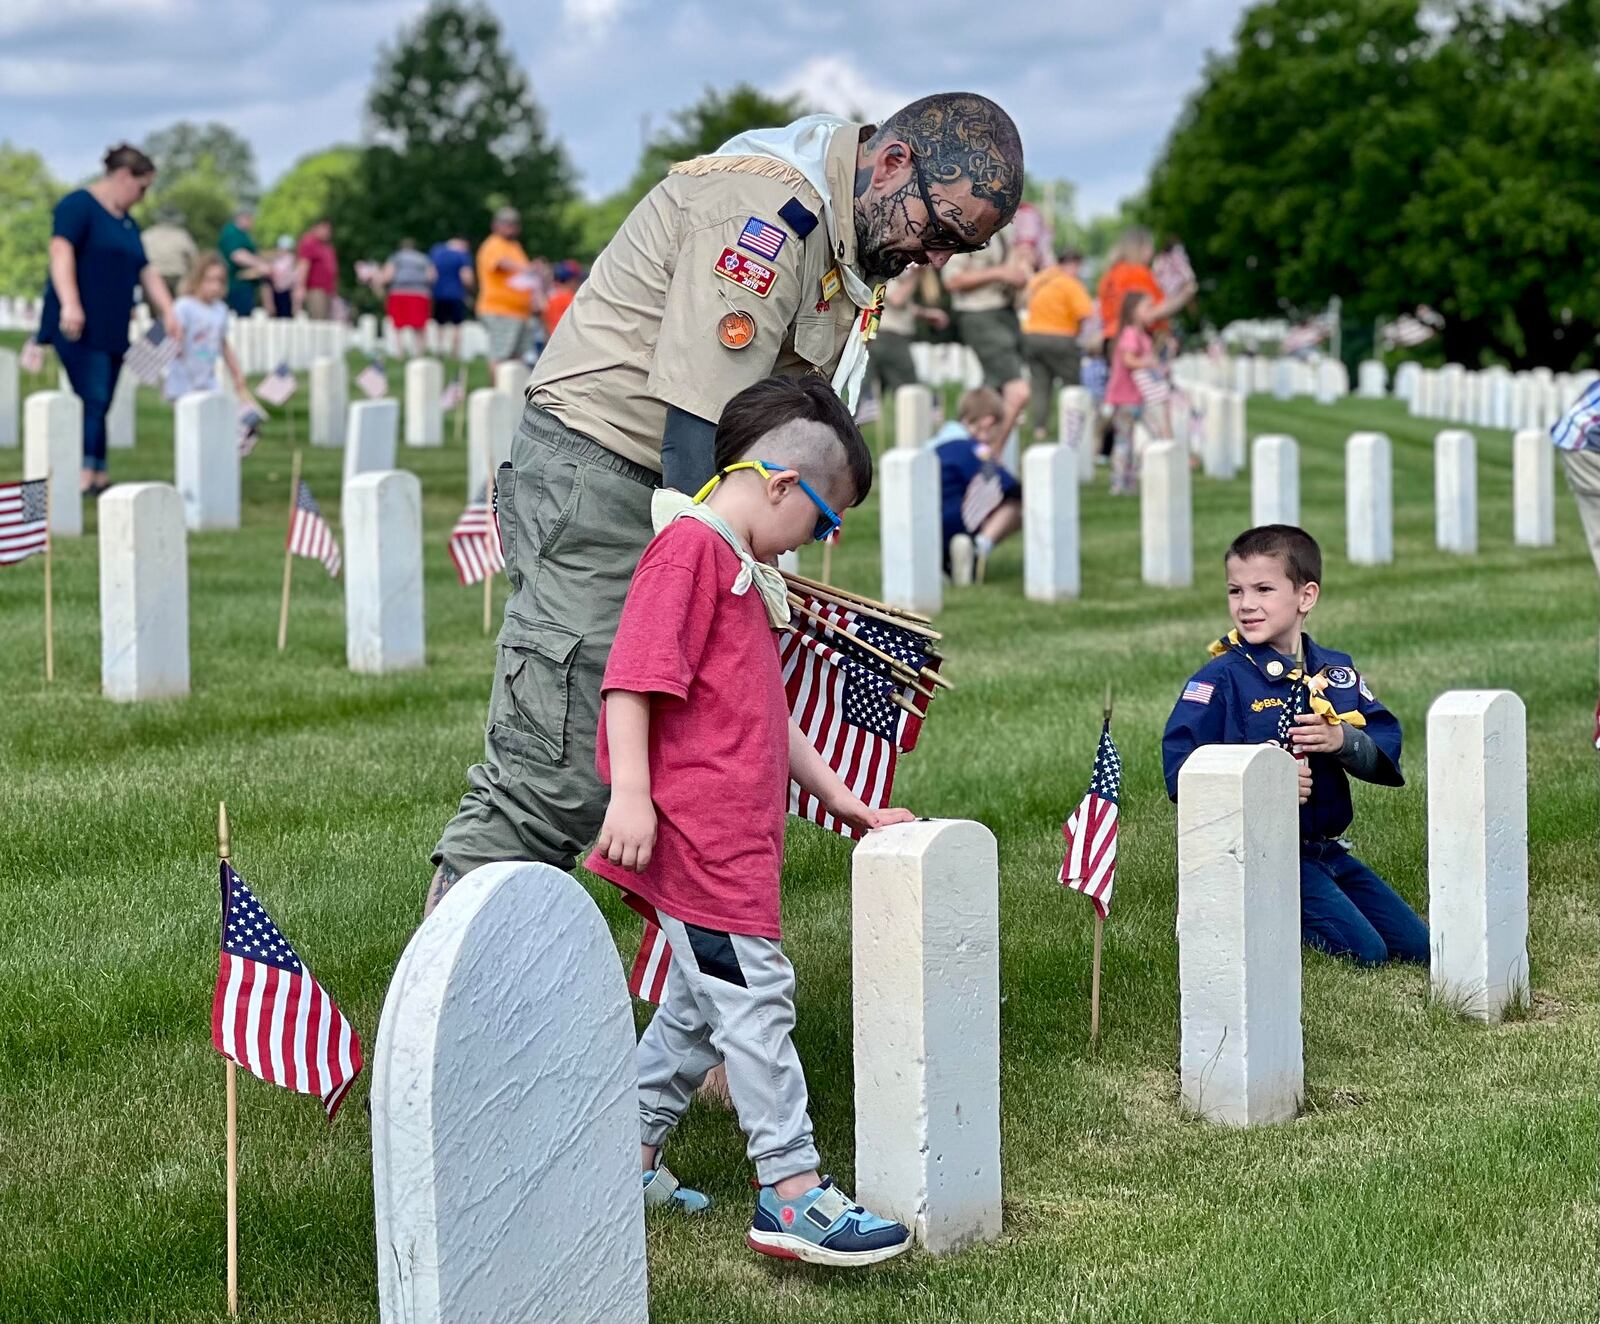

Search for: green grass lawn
xmin=1 ymin=339 xmax=1595 ymax=1323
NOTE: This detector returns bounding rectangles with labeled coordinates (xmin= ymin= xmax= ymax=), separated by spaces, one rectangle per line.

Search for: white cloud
xmin=771 ymin=55 xmax=909 ymax=122
xmin=562 ymin=0 xmax=629 ymax=37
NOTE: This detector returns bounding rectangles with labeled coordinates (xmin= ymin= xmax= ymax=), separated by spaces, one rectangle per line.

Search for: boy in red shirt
xmin=587 ymin=376 xmax=916 ymax=1267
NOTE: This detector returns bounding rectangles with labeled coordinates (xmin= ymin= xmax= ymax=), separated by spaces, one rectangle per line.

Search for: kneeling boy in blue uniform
xmin=1162 ymin=524 xmax=1429 ymax=965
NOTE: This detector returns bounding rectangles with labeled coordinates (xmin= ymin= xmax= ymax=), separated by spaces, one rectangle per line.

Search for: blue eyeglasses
xmin=691 ymin=459 xmax=843 ymax=543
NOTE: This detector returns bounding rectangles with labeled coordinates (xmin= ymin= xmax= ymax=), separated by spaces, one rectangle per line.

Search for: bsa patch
xmin=820 ymin=266 xmax=842 ymax=303
xmin=736 ymin=216 xmax=786 ymax=261
xmin=716 ymin=310 xmax=755 ymax=350
xmin=713 ymin=248 xmax=776 ymax=298
xmin=1326 ymin=666 xmax=1357 ymax=688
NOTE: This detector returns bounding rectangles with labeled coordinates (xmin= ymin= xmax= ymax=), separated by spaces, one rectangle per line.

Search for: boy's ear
xmin=1299 ymin=580 xmax=1320 ymax=613
xmin=765 ymin=468 xmax=800 ymax=502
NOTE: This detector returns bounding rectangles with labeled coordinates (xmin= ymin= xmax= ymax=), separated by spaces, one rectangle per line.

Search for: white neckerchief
xmin=650 ymin=489 xmax=791 ymax=629
xmin=707 ymin=114 xmax=877 ymax=409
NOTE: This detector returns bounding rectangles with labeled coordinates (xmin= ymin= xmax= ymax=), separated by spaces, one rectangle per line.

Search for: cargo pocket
xmin=487 ymin=613 xmax=582 ymax=767
xmin=793 ymin=312 xmax=837 ymax=371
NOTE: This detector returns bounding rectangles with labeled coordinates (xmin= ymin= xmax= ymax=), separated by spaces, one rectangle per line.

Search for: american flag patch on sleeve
xmin=737 ymin=216 xmax=787 ymax=262
xmin=1181 ymin=680 xmax=1215 ymax=705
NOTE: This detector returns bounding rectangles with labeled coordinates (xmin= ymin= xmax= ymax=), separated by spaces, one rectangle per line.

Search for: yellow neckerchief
xmin=1206 ymin=628 xmax=1367 ymax=727
xmin=651 ymin=465 xmax=791 ymax=628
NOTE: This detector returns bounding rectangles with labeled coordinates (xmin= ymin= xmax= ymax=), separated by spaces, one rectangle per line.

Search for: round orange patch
xmin=717 ymin=310 xmax=756 ymax=350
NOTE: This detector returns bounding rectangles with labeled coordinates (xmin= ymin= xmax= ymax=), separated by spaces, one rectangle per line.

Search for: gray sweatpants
xmin=637 ymin=909 xmax=820 ymax=1186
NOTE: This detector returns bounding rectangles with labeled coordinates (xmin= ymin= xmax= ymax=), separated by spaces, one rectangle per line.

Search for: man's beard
xmin=853 ymin=207 xmax=916 ymax=284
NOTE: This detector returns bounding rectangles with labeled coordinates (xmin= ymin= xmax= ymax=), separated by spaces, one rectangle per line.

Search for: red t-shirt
xmin=297 ymin=234 xmax=338 ymax=293
xmin=542 ymin=287 xmax=575 ymax=335
xmin=584 ymin=519 xmax=790 ymax=938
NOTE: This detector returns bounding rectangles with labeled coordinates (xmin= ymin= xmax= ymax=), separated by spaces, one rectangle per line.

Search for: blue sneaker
xmin=747 ymin=1177 xmax=911 ymax=1266
xmin=643 ymin=1166 xmax=711 ymax=1214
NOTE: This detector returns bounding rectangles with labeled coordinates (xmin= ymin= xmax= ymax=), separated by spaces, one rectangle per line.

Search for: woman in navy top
xmin=39 ymin=143 xmax=181 ymax=494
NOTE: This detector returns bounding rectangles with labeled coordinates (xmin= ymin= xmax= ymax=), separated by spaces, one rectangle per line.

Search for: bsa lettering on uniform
xmin=1250 ymin=696 xmax=1286 ymax=713
xmin=714 ymin=248 xmax=777 ymax=299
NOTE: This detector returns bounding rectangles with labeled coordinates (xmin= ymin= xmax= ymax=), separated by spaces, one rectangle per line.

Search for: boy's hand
xmin=595 ymin=791 xmax=656 ymax=872
xmin=1290 ymin=712 xmax=1346 ymax=756
xmin=833 ymin=795 xmax=916 ymax=836
xmin=1297 ymin=758 xmax=1313 ymax=804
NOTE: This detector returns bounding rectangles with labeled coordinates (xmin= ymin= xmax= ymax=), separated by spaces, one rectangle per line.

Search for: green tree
xmin=0 ymin=143 xmax=60 ymax=297
xmin=256 ymin=147 xmax=361 ymax=246
xmin=136 ymin=154 xmax=237 ymax=246
xmin=1144 ymin=0 xmax=1600 ymax=368
xmin=568 ymin=83 xmax=811 ymax=262
xmin=143 ymin=120 xmax=259 ymax=202
xmin=335 ymin=1 xmax=574 ymax=267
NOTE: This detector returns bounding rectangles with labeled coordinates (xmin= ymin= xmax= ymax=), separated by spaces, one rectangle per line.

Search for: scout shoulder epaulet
xmin=777 ymin=197 xmax=818 ymax=238
xmin=1206 ymin=628 xmax=1243 ymax=659
xmin=668 ymin=154 xmax=811 ymax=192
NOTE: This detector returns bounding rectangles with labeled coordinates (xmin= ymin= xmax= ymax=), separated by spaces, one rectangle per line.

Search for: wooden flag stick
xmin=780 ymin=569 xmax=936 ymax=627
xmin=1104 ymin=682 xmax=1113 ymax=726
xmin=43 ymin=476 xmax=54 ymax=682
xmin=277 ymin=450 xmax=302 ymax=652
xmin=1089 ymin=912 xmax=1104 ymax=1049
xmin=219 ymin=802 xmax=239 ymax=1317
xmin=482 ymin=429 xmax=495 ymax=635
xmin=786 ymin=594 xmax=941 ymax=699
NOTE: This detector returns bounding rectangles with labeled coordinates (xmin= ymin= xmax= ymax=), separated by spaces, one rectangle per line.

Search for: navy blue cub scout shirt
xmin=1161 ymin=631 xmax=1403 ymax=842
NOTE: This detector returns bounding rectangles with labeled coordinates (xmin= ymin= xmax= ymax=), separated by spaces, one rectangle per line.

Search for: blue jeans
xmin=1300 ymin=840 xmax=1429 ymax=966
xmin=53 ymin=338 xmax=122 ymax=472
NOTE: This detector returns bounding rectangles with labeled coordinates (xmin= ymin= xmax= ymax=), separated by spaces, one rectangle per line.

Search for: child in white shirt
xmin=166 ymin=251 xmax=255 ymax=409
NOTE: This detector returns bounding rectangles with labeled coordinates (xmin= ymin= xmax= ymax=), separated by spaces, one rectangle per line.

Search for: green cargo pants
xmin=434 ymin=404 xmax=658 ymax=878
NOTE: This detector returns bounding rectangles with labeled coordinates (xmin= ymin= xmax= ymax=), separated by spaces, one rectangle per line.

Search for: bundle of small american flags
xmin=447 ymin=483 xmax=504 ymax=586
xmin=287 ymin=480 xmax=340 ymax=577
xmin=1060 ymin=718 xmax=1122 ymax=918
xmin=211 ymin=860 xmax=362 ymax=1119
xmin=627 ymin=572 xmax=949 ymax=1002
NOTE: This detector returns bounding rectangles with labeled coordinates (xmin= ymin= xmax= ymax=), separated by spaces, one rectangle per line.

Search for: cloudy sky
xmin=1 ymin=0 xmax=1254 ymax=217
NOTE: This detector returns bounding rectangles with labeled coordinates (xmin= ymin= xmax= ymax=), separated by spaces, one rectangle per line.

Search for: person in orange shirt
xmin=1096 ymin=225 xmax=1192 ymax=339
xmin=542 ymin=260 xmax=582 ymax=338
xmin=1020 ymin=248 xmax=1095 ymax=441
xmin=476 ymin=207 xmax=540 ymax=369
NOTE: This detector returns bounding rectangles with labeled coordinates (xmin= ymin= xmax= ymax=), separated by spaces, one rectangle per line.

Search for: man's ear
xmin=869 ymin=139 xmax=914 ymax=194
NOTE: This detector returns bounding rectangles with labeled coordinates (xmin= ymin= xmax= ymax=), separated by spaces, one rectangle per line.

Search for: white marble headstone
xmin=467 ymin=389 xmax=517 ymax=499
xmin=373 ymin=861 xmax=647 ymax=1324
xmin=1434 ymin=429 xmax=1477 ymax=554
xmin=344 ymin=399 xmax=399 ymax=488
xmin=0 ymin=347 xmax=16 ymax=448
xmin=345 ymin=469 xmax=424 ymax=673
xmin=24 ymin=391 xmax=82 ymax=537
xmin=894 ymin=383 xmax=933 ymax=451
xmin=879 ymin=446 xmax=942 ymax=613
xmin=1345 ymin=432 xmax=1393 ymax=566
xmin=853 ymin=820 xmax=1001 ymax=1253
xmin=1427 ymin=691 xmax=1529 ymax=1022
xmin=405 ymin=357 xmax=444 ymax=447
xmin=310 ymin=356 xmax=347 ymax=448
xmin=1177 ymin=743 xmax=1303 ymax=1125
xmin=174 ymin=391 xmax=239 ymax=531
xmin=1022 ymin=443 xmax=1079 ymax=602
xmin=1251 ymin=434 xmax=1299 ymax=526
xmin=1141 ymin=440 xmax=1192 ymax=587
xmin=99 ymin=483 xmax=189 ymax=701
xmin=1512 ymin=428 xmax=1554 ymax=547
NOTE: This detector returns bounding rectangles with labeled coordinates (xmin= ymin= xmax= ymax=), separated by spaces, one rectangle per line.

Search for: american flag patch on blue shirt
xmin=737 ymin=217 xmax=787 ymax=262
xmin=1182 ymin=680 xmax=1215 ymax=705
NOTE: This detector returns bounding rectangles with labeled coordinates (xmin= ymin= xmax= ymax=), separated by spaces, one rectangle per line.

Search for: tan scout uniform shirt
xmin=942 ymin=227 xmax=1018 ymax=314
xmin=529 ymin=124 xmax=871 ymax=472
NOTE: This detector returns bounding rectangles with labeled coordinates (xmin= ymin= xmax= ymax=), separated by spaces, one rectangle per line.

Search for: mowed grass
xmin=1 ymin=336 xmax=1595 ymax=1323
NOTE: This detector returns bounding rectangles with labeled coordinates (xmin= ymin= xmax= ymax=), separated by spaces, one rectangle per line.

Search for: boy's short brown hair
xmin=1225 ymin=524 xmax=1323 ymax=587
xmin=957 ymin=387 xmax=1003 ymax=426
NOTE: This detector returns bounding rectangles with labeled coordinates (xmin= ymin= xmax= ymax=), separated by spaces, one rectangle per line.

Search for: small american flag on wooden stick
xmin=1060 ymin=718 xmax=1122 ymax=919
xmin=287 ymin=480 xmax=340 ymax=577
xmin=447 ymin=484 xmax=504 ymax=586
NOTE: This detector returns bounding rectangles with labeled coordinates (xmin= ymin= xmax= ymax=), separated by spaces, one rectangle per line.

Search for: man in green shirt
xmin=219 ymin=208 xmax=262 ymax=317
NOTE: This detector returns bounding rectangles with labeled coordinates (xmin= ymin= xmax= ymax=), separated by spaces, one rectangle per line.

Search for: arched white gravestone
xmin=1346 ymin=432 xmax=1393 ymax=566
xmin=0 ymin=347 xmax=16 ymax=448
xmin=1141 ymin=440 xmax=1192 ymax=588
xmin=1434 ymin=429 xmax=1477 ymax=554
xmin=25 ymin=391 xmax=82 ymax=537
xmin=1023 ymin=443 xmax=1079 ymax=602
xmin=373 ymin=862 xmax=647 ymax=1324
xmin=1252 ymin=434 xmax=1299 ymax=526
xmin=1177 ymin=743 xmax=1303 ymax=1126
xmin=879 ymin=447 xmax=942 ymax=613
xmin=492 ymin=361 xmax=530 ymax=396
xmin=467 ymin=389 xmax=516 ymax=499
xmin=853 ymin=819 xmax=1001 ymax=1253
xmin=1057 ymin=386 xmax=1096 ymax=483
xmin=100 ymin=483 xmax=189 ymax=702
xmin=107 ymin=366 xmax=137 ymax=449
xmin=311 ymin=357 xmax=347 ymax=448
xmin=1512 ymin=429 xmax=1554 ymax=547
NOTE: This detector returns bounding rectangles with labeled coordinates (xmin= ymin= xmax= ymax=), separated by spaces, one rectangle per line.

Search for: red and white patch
xmin=780 ymin=1206 xmax=796 ymax=1226
xmin=713 ymin=247 xmax=776 ymax=298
